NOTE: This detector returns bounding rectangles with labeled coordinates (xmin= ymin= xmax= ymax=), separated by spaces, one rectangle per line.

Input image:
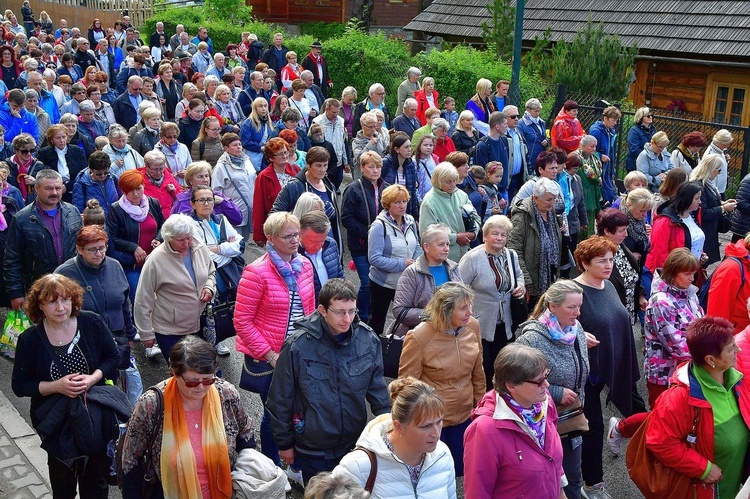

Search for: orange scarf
xmin=160 ymin=377 xmax=232 ymax=499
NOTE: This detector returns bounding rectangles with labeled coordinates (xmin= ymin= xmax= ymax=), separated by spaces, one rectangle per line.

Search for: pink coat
xmin=463 ymin=391 xmax=564 ymax=499
xmin=233 ymin=253 xmax=316 ymax=359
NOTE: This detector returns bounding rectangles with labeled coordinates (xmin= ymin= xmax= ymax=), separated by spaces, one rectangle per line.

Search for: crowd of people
xmin=3 ymin=6 xmax=750 ymax=499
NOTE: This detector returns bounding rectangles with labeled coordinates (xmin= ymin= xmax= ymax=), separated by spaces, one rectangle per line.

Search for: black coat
xmin=106 ymin=197 xmax=165 ymax=270
xmin=300 ymin=53 xmax=332 ymax=98
xmin=351 ymin=100 xmax=391 ymax=137
xmin=699 ymin=180 xmax=725 ymax=264
xmin=608 ymin=243 xmax=644 ymax=312
xmin=732 ymin=172 xmax=750 ymax=240
xmin=341 ymin=176 xmax=388 ymax=255
xmin=37 ymin=145 xmax=88 ymax=203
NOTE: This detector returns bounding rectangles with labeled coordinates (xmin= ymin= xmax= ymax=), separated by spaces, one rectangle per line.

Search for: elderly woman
xmin=170 ymin=160 xmax=242 ymax=225
xmin=413 ymin=76 xmax=439 ymax=126
xmin=464 ymin=344 xmax=565 ymax=498
xmin=399 ymin=282 xmax=484 ymax=476
xmin=77 ymin=100 xmax=106 ymax=147
xmin=175 ymin=82 xmax=197 ymax=119
xmin=37 ymin=124 xmax=87 ymax=203
xmin=120 ymin=336 xmax=256 ymax=499
xmin=465 ymin=78 xmax=495 ymax=136
xmin=339 ymin=86 xmax=357 ymax=139
xmin=626 ymin=106 xmax=657 ymax=172
xmin=574 ymin=135 xmax=603 ymax=238
xmin=239 ymin=96 xmax=272 ymax=169
xmin=573 ymin=236 xmax=644 ymax=497
xmin=86 ymin=84 xmax=116 ymax=130
xmin=190 ymin=115 xmax=223 ymax=166
xmin=690 ymin=155 xmax=737 ymax=264
xmin=643 ymin=317 xmax=747 ymax=499
xmin=671 ymin=131 xmax=706 ymax=174
xmin=11 ymin=274 xmax=122 ymax=498
xmin=508 ymin=178 xmax=562 ymax=308
xmin=103 ymin=125 xmax=143 ymax=181
xmin=451 ymin=110 xmax=481 ymax=156
xmin=516 ymin=279 xmax=591 ymax=499
xmin=212 ymin=133 xmax=256 ymax=240
xmin=517 ymin=98 xmax=549 ymax=166
xmin=623 ymin=187 xmax=654 ymax=265
xmin=333 ymin=377 xmax=457 ymax=498
xmin=368 ymin=184 xmax=422 ymax=335
xmin=58 ymin=112 xmax=95 ymax=157
xmin=214 ymin=84 xmax=243 ymax=133
xmin=55 ymin=226 xmax=143 ymax=405
xmin=460 ymin=215 xmax=525 ymax=388
xmin=131 ymin=106 xmax=162 ymax=157
xmin=280 ymin=51 xmax=301 ymax=93
xmin=134 ymin=214 xmax=216 ymax=360
xmin=351 ymin=111 xmax=387 ymax=181
xmin=154 ymin=122 xmax=191 ymax=188
xmin=234 ymin=211 xmax=315 ymax=466
xmin=155 ymin=63 xmax=182 ymax=122
xmin=704 ymin=129 xmax=734 ymax=199
xmin=6 ymin=132 xmax=44 ymax=203
xmin=431 ymin=117 xmax=455 ymax=162
xmin=637 ymin=131 xmax=673 ymax=192
xmin=419 ymin=162 xmax=480 ymax=262
xmin=381 ymin=132 xmax=418 ymax=219
xmin=551 ymin=100 xmax=584 ymax=154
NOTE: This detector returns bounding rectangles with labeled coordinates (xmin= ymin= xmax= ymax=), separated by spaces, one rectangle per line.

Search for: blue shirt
xmin=128 ymin=93 xmax=142 ymax=121
xmin=508 ymin=128 xmax=522 ymax=176
xmin=429 ymin=264 xmax=449 ymax=287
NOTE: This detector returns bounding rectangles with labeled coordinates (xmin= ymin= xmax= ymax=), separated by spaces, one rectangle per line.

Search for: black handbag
xmin=113 ymin=336 xmax=131 ymax=370
xmin=380 ymin=309 xmax=407 ymax=378
xmin=239 ymin=355 xmax=274 ymax=394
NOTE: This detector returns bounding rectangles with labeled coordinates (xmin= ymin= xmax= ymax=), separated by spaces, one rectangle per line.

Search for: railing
xmin=0 ymin=0 xmax=154 ymax=30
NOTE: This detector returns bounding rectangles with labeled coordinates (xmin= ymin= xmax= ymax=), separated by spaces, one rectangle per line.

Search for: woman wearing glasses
xmin=120 ymin=336 xmax=256 ymax=498
xmin=626 ymin=106 xmax=657 ymax=173
xmin=463 ymin=344 xmax=566 ymax=499
xmin=6 ymin=132 xmax=44 ymax=204
xmin=398 ymin=282 xmax=484 ymax=477
xmin=637 ymin=131 xmax=673 ymax=192
xmin=234 ymin=211 xmax=315 ymax=467
xmin=134 ymin=214 xmax=216 ymax=361
xmin=71 ymin=151 xmax=118 ymax=217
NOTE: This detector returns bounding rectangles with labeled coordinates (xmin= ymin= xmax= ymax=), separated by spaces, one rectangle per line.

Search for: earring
xmin=710 ymin=363 xmax=716 ymax=369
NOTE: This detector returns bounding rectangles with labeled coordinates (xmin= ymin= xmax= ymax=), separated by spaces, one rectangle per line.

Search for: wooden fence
xmin=0 ymin=0 xmax=154 ymax=31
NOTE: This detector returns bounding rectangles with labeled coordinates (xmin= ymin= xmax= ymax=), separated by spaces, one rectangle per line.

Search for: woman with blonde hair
xmin=626 ymin=106 xmax=656 ymax=172
xmin=451 ymin=110 xmax=481 ymax=156
xmin=174 ymin=82 xmax=197 ymax=118
xmin=339 ymin=86 xmax=358 ymax=139
xmin=169 ymin=160 xmax=242 ymax=225
xmin=690 ymin=154 xmax=737 ymax=263
xmin=637 ymin=130 xmax=672 ymax=192
xmin=291 ymin=191 xmax=323 ymax=220
xmin=623 ymin=187 xmax=654 ymax=265
xmin=213 ymin=84 xmax=243 ymax=133
xmin=704 ymin=129 xmax=734 ymax=198
xmin=333 ymin=377 xmax=457 ymax=498
xmin=399 ymin=282 xmax=484 ymax=476
xmin=465 ymin=78 xmax=495 ymax=136
xmin=239 ymin=97 xmax=271 ymax=169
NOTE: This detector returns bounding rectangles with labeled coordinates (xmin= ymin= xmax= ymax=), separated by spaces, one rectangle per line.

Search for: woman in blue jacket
xmin=381 ymin=133 xmax=418 ymax=219
xmin=589 ymin=106 xmax=622 ymax=206
xmin=626 ymin=106 xmax=656 ymax=172
xmin=240 ymin=97 xmax=272 ymax=171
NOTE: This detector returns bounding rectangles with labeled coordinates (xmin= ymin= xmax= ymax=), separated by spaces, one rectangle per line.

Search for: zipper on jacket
xmin=454 ymin=334 xmax=461 ymax=366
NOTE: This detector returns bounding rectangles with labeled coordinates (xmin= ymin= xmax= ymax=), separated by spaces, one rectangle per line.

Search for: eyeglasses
xmin=84 ymin=245 xmax=107 ymax=255
xmin=374 ymin=92 xmax=385 ymax=96
xmin=276 ymin=232 xmax=300 ymax=242
xmin=508 ymin=114 xmax=520 ymax=119
xmin=181 ymin=375 xmax=217 ymax=387
xmin=274 ymin=152 xmax=289 ymax=158
xmin=522 ymin=368 xmax=551 ymax=388
xmin=327 ymin=308 xmax=358 ymax=318
xmin=163 ymin=135 xmax=178 ymax=139
xmin=646 ymin=114 xmax=653 ymax=118
xmin=193 ymin=197 xmax=215 ymax=205
xmin=91 ymin=170 xmax=109 ymax=177
xmin=207 ymin=127 xmax=221 ymax=132
xmin=74 ymin=90 xmax=85 ymax=95
xmin=16 ymin=149 xmax=32 ymax=154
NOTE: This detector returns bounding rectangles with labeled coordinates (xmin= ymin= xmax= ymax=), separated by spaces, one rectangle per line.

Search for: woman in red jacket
xmin=551 ymin=100 xmax=584 ymax=154
xmin=706 ymin=234 xmax=750 ymax=334
xmin=645 ymin=316 xmax=749 ymax=499
xmin=413 ymin=77 xmax=440 ymax=126
xmin=251 ymin=137 xmax=300 ymax=245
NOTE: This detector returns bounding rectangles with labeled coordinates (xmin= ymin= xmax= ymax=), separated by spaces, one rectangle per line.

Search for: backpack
xmin=698 ymin=256 xmax=745 ymax=311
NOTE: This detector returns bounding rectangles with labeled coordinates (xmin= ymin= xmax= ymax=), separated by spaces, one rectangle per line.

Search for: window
xmin=706 ymin=74 xmax=750 ymax=127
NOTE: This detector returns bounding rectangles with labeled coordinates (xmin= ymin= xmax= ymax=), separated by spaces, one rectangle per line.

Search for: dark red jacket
xmin=251 ymin=162 xmax=300 ymax=244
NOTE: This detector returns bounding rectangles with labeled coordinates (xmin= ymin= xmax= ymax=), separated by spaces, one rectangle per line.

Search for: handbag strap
xmin=386 ymin=307 xmax=409 ymax=338
xmin=505 ymin=247 xmax=519 ymax=290
xmin=73 ymin=259 xmax=104 ymax=317
xmin=357 ymin=179 xmax=372 ymax=228
xmin=223 ymin=162 xmax=252 ymax=211
xmin=355 ymin=446 xmax=377 ymax=492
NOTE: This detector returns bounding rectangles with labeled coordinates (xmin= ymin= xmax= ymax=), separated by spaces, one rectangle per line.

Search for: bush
xmin=299 ymin=22 xmax=346 ymax=41
xmin=285 ymin=35 xmax=316 ymax=62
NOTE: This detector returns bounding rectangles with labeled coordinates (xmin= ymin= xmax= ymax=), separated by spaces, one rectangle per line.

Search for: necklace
xmin=44 ymin=318 xmax=74 ymax=345
xmin=578 ymin=273 xmax=604 ymax=290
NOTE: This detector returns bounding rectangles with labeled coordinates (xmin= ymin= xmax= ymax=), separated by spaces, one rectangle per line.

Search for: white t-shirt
xmin=682 ymin=215 xmax=705 ymax=258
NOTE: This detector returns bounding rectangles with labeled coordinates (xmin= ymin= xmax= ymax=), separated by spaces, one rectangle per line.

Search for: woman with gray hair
xmin=399 ymin=281 xmax=484 ymax=476
xmin=431 ymin=117 xmax=455 ymax=162
xmin=508 ymin=177 xmax=562 ymax=309
xmin=390 ymin=223 xmax=461 ymax=338
xmin=704 ymin=128 xmax=734 ymax=198
xmin=103 ymin=125 xmax=144 ymax=180
xmin=351 ymin=111 xmax=386 ymax=180
xmin=459 ymin=215 xmax=525 ymax=389
xmin=575 ymin=135 xmax=603 ymax=239
xmin=23 ymin=88 xmax=50 ymax=137
xmin=518 ymin=98 xmax=548 ymax=167
xmin=134 ymin=213 xmax=216 ymax=361
xmin=397 ymin=66 xmax=421 ymax=116
xmin=419 ymin=162 xmax=481 ymax=261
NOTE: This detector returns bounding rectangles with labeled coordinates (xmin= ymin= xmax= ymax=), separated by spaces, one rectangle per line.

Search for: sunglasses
xmin=16 ymin=149 xmax=32 ymax=154
xmin=181 ymin=375 xmax=217 ymax=387
xmin=508 ymin=114 xmax=520 ymax=119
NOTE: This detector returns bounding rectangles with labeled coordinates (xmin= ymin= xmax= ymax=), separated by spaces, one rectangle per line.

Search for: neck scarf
xmin=118 ymin=193 xmax=148 ymax=222
xmin=13 ymin=154 xmax=33 ymax=198
xmin=538 ymin=308 xmax=578 ymax=345
xmin=228 ymin=153 xmax=245 ymax=167
xmin=267 ymin=242 xmax=304 ymax=292
xmin=160 ymin=377 xmax=232 ymax=499
xmin=502 ymin=392 xmax=547 ymax=448
xmin=111 ymin=143 xmax=130 ymax=155
xmin=625 ymin=209 xmax=650 ymax=252
xmin=534 ymin=202 xmax=559 ymax=294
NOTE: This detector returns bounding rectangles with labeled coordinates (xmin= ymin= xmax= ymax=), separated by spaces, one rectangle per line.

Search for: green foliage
xmin=285 ymin=35 xmax=316 ymax=60
xmin=523 ymin=19 xmax=638 ymax=101
xmin=298 ymin=22 xmax=346 ymax=41
xmin=203 ymin=0 xmax=252 ymax=24
xmin=417 ymin=45 xmax=551 ymax=110
xmin=481 ymin=0 xmax=515 ymax=62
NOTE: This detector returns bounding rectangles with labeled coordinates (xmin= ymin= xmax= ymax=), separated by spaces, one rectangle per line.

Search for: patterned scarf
xmin=160 ymin=377 xmax=232 ymax=499
xmin=502 ymin=392 xmax=547 ymax=449
xmin=534 ymin=202 xmax=559 ymax=294
xmin=267 ymin=242 xmax=304 ymax=292
xmin=118 ymin=193 xmax=148 ymax=222
xmin=13 ymin=154 xmax=33 ymax=199
xmin=538 ymin=308 xmax=577 ymax=345
xmin=625 ymin=209 xmax=650 ymax=253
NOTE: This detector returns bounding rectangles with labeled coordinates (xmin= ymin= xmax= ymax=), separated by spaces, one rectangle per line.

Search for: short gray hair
xmin=60 ymin=113 xmax=77 ymax=124
xmin=35 ymin=169 xmax=63 ymax=183
xmin=482 ymin=215 xmax=513 ymax=235
xmin=108 ymin=124 xmax=128 ymax=140
xmin=525 ymin=98 xmax=542 ymax=111
xmin=299 ymin=69 xmax=313 ymax=80
xmin=42 ymin=69 xmax=56 ymax=80
xmin=368 ymin=83 xmax=384 ymax=96
xmin=360 ymin=111 xmax=378 ymax=127
xmin=501 ymin=105 xmax=518 ymax=115
xmin=407 ymin=67 xmax=421 ymax=78
xmin=144 ymin=150 xmax=166 ymax=167
xmin=403 ymin=98 xmax=417 ymax=108
xmin=431 ymin=162 xmax=459 ymax=189
xmin=421 ymin=223 xmax=451 ymax=246
xmin=24 ymin=89 xmax=38 ymax=101
xmin=579 ymin=135 xmax=597 ymax=147
xmin=161 ymin=214 xmax=194 ymax=242
xmin=341 ymin=86 xmax=357 ymax=101
xmin=78 ymin=100 xmax=95 ymax=112
xmin=431 ymin=118 xmax=449 ymax=133
xmin=533 ymin=177 xmax=560 ymax=197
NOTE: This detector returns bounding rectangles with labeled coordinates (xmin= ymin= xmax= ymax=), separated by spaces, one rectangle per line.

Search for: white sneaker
xmin=607 ymin=417 xmax=623 ymax=456
xmin=216 ymin=342 xmax=231 ymax=356
xmin=134 ymin=332 xmax=140 ymax=341
xmin=581 ymin=482 xmax=613 ymax=499
xmin=285 ymin=466 xmax=304 ymax=488
xmin=145 ymin=345 xmax=162 ymax=359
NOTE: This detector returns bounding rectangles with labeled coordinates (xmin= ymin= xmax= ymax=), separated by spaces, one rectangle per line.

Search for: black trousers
xmin=482 ymin=322 xmax=513 ymax=391
xmin=48 ymin=453 xmax=109 ymax=499
xmin=369 ymin=281 xmax=396 ymax=336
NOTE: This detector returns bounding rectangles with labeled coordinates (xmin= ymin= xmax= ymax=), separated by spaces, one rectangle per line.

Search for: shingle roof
xmin=404 ymin=0 xmax=750 ymax=58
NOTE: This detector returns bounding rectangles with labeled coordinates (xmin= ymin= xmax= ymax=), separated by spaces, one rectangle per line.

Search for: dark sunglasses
xmin=646 ymin=114 xmax=653 ymax=118
xmin=181 ymin=376 xmax=217 ymax=387
xmin=508 ymin=114 xmax=520 ymax=119
xmin=16 ymin=149 xmax=32 ymax=154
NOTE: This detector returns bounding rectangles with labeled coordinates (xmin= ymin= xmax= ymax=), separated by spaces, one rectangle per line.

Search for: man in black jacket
xmin=73 ymin=38 xmax=97 ymax=74
xmin=351 ymin=83 xmax=391 ymax=136
xmin=4 ymin=169 xmax=83 ymax=311
xmin=300 ymin=41 xmax=332 ymax=98
xmin=267 ymin=279 xmax=389 ymax=484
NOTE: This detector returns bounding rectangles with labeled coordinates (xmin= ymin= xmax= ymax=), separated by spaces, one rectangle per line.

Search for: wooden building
xmin=247 ymin=0 xmax=420 ymax=28
xmin=404 ymin=0 xmax=750 ymax=126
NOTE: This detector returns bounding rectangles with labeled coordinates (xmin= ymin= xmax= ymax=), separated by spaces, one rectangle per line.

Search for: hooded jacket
xmin=367 ymin=211 xmax=422 ymax=289
xmin=637 ymin=142 xmax=673 ymax=190
xmin=419 ymin=186 xmax=480 ymax=262
xmin=0 ymin=101 xmax=39 ymax=142
xmin=731 ymin=172 xmax=750 ymax=239
xmin=71 ymin=168 xmax=118 ymax=216
xmin=464 ymin=390 xmax=565 ymax=499
xmin=550 ymin=109 xmax=583 ymax=154
xmin=706 ymin=240 xmax=750 ymax=334
xmin=645 ymin=203 xmax=701 ymax=272
xmin=332 ymin=414 xmax=457 ymax=498
xmin=627 ymin=122 xmax=656 ymax=172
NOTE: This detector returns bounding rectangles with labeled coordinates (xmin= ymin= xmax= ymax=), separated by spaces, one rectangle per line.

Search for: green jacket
xmin=419 ymin=186 xmax=480 ymax=262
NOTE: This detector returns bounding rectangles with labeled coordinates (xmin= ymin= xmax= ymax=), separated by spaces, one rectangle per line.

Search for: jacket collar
xmin=415 ymin=254 xmax=458 ymax=276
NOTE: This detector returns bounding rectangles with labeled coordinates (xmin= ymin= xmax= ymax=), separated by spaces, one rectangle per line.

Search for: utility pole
xmin=509 ymin=0 xmax=525 ymax=106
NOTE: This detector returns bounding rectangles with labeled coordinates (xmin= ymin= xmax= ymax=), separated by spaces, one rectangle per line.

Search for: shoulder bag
xmin=554 ymin=339 xmax=589 ymax=439
xmin=380 ymin=308 xmax=407 ymax=379
xmin=355 ymin=446 xmax=378 ymax=493
xmin=505 ymin=248 xmax=529 ymax=333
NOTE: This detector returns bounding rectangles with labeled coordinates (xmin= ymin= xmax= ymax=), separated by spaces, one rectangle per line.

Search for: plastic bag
xmin=1 ymin=310 xmax=32 ymax=358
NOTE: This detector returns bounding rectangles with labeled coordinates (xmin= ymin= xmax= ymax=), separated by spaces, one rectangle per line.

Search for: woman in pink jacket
xmin=234 ymin=211 xmax=315 ymax=474
xmin=464 ymin=343 xmax=565 ymax=499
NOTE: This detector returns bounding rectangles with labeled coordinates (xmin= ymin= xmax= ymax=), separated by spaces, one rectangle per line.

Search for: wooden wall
xmin=249 ymin=0 xmax=418 ymax=27
xmin=0 ymin=0 xmax=153 ymax=31
xmin=368 ymin=0 xmax=420 ymax=28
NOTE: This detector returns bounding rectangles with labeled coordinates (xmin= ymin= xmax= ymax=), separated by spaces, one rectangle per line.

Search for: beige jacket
xmin=399 ymin=317 xmax=485 ymax=426
xmin=134 ymin=241 xmax=216 ymax=340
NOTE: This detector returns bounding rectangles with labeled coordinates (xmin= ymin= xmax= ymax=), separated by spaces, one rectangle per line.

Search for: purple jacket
xmin=170 ymin=189 xmax=243 ymax=226
xmin=463 ymin=391 xmax=564 ymax=499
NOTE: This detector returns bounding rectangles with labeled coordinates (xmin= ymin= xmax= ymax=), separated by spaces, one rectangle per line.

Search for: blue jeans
xmin=124 ymin=267 xmax=142 ymax=306
xmin=351 ymin=254 xmax=371 ymax=322
xmin=440 ymin=418 xmax=471 ymax=477
xmin=122 ymin=359 xmax=143 ymax=406
xmin=258 ymin=390 xmax=281 ymax=467
xmin=295 ymin=450 xmax=344 ymax=485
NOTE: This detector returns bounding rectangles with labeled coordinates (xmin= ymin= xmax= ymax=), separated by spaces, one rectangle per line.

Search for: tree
xmin=482 ymin=0 xmax=515 ymax=62
xmin=523 ymin=18 xmax=638 ymax=101
xmin=351 ymin=0 xmax=376 ymax=31
xmin=203 ymin=0 xmax=252 ymax=24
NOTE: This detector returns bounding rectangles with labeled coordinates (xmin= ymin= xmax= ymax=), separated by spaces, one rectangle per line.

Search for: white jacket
xmin=332 ymin=414 xmax=457 ymax=499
